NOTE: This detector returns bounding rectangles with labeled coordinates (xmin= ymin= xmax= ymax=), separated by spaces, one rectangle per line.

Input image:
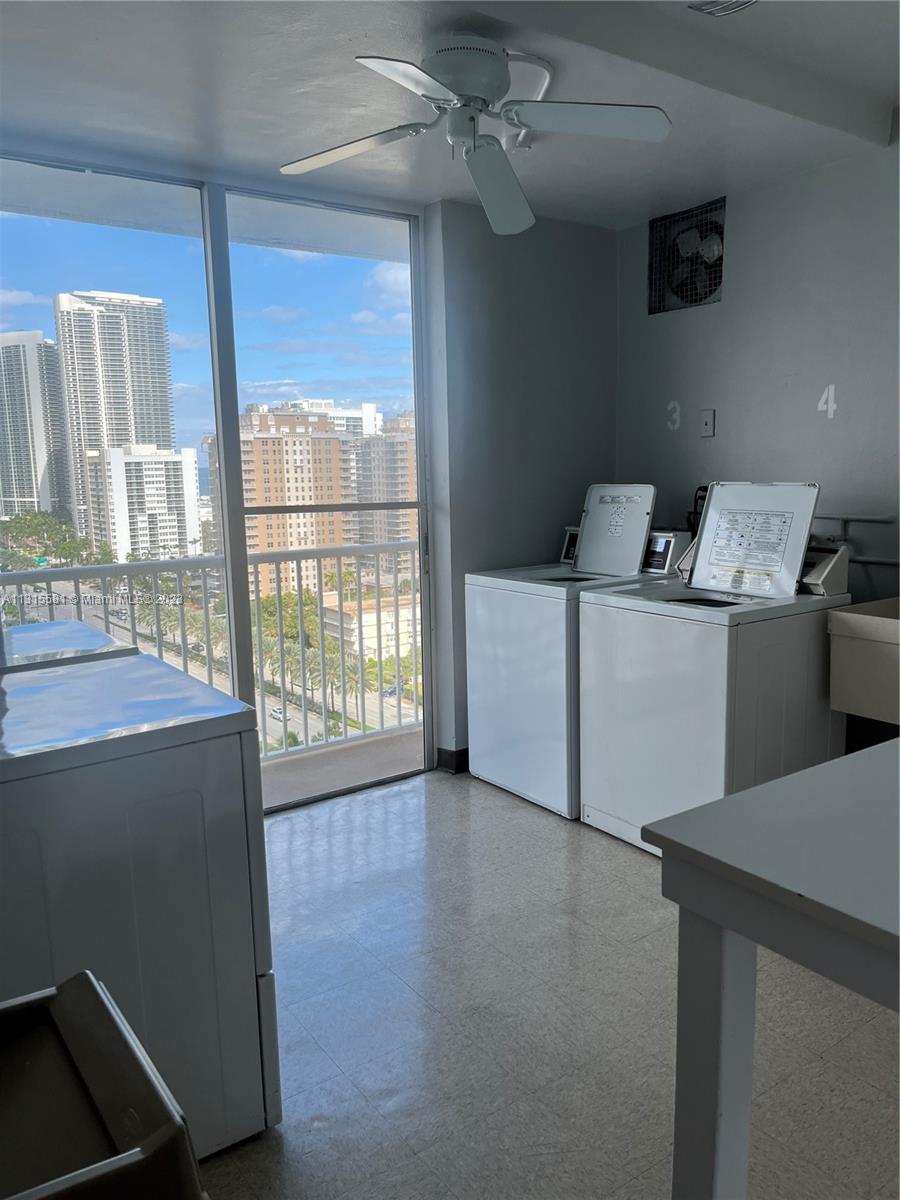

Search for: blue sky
xmin=0 ymin=214 xmax=414 ymax=457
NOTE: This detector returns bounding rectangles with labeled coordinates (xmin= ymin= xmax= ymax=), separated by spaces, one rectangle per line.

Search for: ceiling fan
xmin=280 ymin=34 xmax=672 ymax=236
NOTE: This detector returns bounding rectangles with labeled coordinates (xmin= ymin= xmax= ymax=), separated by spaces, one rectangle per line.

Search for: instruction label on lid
xmin=689 ymin=482 xmax=820 ymax=598
xmin=709 ymin=509 xmax=794 ymax=572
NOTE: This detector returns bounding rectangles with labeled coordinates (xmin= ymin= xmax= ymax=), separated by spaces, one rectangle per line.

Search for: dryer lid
xmin=689 ymin=482 xmax=820 ymax=598
xmin=573 ymin=484 xmax=656 ymax=577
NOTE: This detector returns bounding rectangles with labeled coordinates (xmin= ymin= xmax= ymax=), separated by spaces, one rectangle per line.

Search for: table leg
xmin=671 ymin=907 xmax=758 ymax=1200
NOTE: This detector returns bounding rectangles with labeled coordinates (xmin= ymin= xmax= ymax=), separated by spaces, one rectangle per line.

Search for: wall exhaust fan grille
xmin=647 ymin=195 xmax=726 ymax=315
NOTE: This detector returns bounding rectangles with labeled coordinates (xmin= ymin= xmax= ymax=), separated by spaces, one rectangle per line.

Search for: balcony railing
xmin=0 ymin=540 xmax=422 ymax=762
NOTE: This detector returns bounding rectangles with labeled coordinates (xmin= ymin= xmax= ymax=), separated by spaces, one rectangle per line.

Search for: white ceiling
xmin=0 ymin=1 xmax=896 ymax=230
xmin=645 ymin=1 xmax=899 ymax=106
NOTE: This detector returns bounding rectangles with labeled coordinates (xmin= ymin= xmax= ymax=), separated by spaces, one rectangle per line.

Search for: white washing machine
xmin=579 ymin=482 xmax=851 ymax=852
xmin=465 ymin=484 xmax=657 ymax=818
xmin=0 ymin=652 xmax=281 ymax=1157
xmin=0 ymin=618 xmax=137 ymax=672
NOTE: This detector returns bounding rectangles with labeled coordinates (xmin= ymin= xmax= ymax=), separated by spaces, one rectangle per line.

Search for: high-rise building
xmin=0 ymin=330 xmax=70 ymax=518
xmin=250 ymin=398 xmax=382 ymax=439
xmin=207 ymin=402 xmax=417 ymax=598
xmin=356 ymin=411 xmax=417 ymax=548
xmin=84 ymin=444 xmax=200 ymax=562
xmin=55 ymin=291 xmax=174 ymax=536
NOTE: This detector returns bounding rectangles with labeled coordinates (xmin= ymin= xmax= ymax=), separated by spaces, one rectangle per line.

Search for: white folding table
xmin=643 ymin=740 xmax=899 ymax=1200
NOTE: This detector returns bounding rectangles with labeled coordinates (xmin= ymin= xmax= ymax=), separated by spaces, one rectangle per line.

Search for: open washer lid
xmin=573 ymin=484 xmax=656 ymax=577
xmin=689 ymin=482 xmax=820 ymax=598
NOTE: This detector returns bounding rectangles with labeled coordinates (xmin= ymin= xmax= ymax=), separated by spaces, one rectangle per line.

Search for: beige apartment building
xmin=208 ymin=401 xmax=416 ymax=600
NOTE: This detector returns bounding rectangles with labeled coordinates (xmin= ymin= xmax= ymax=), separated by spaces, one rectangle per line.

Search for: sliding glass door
xmin=222 ymin=192 xmax=427 ymax=808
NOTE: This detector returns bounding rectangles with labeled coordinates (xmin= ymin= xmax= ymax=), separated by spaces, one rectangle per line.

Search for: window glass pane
xmin=221 ymin=192 xmax=422 ymax=799
xmin=0 ymin=159 xmax=230 ymax=692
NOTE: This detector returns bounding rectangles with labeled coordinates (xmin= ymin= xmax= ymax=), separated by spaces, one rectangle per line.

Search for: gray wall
xmin=616 ymin=146 xmax=899 ymax=601
xmin=424 ymin=200 xmax=618 ymax=751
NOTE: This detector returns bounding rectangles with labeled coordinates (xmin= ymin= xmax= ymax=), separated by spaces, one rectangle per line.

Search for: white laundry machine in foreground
xmin=0 ymin=653 xmax=281 ymax=1157
xmin=579 ymin=482 xmax=850 ymax=852
xmin=465 ymin=484 xmax=657 ymax=818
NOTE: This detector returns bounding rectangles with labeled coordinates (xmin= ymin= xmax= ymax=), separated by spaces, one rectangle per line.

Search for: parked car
xmin=382 ymin=684 xmax=402 ymax=698
xmin=189 ymin=642 xmax=206 ymax=654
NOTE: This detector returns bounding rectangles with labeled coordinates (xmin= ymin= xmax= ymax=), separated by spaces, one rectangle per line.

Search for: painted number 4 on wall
xmin=818 ymin=384 xmax=837 ymax=419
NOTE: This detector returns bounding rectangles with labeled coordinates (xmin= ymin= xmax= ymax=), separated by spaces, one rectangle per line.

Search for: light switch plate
xmin=700 ymin=409 xmax=716 ymax=437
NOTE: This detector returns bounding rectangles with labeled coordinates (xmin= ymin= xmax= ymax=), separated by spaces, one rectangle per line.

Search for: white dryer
xmin=465 ymin=484 xmax=656 ymax=818
xmin=0 ymin=653 xmax=281 ymax=1157
xmin=579 ymin=482 xmax=851 ymax=852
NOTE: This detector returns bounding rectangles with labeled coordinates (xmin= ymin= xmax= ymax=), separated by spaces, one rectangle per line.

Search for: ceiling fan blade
xmin=464 ymin=136 xmax=535 ymax=236
xmin=280 ymin=122 xmax=429 ymax=175
xmin=502 ymin=100 xmax=672 ymax=143
xmin=356 ymin=56 xmax=458 ymax=104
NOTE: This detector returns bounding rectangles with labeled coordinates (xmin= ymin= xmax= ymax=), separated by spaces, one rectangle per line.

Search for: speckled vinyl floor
xmin=201 ymin=770 xmax=899 ymax=1200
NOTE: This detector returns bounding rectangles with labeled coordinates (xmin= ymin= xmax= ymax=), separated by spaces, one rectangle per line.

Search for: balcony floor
xmin=260 ymin=726 xmax=424 ymax=810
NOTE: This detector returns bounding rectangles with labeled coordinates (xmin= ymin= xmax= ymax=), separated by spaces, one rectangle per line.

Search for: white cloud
xmin=275 ymin=249 xmax=323 ymax=264
xmin=239 ymin=379 xmax=309 ymax=402
xmin=366 ymin=261 xmax=411 ymax=309
xmin=169 ymin=331 xmax=207 ymax=352
xmin=0 ymin=288 xmax=51 ymax=307
xmin=350 ymin=308 xmax=411 ymax=335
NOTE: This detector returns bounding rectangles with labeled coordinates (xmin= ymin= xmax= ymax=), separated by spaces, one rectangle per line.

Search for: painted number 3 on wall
xmin=818 ymin=384 xmax=837 ymax=419
xmin=667 ymin=400 xmax=681 ymax=431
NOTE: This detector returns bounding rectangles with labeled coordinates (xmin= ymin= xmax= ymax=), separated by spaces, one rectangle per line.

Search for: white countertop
xmin=643 ymin=741 xmax=899 ymax=949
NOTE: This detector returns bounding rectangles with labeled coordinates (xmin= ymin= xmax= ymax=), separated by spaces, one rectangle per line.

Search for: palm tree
xmin=283 ymin=638 xmax=302 ymax=695
xmin=344 ymin=650 xmax=363 ymax=722
xmin=261 ymin=633 xmax=282 ymax=686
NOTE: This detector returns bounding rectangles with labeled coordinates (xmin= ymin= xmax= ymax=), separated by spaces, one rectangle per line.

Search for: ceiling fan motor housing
xmin=421 ymin=34 xmax=511 ymax=105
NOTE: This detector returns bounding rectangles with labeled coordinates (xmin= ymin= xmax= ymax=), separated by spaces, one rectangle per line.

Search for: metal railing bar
xmin=176 ymin=569 xmax=189 ymax=673
xmin=101 ymin=576 xmax=111 ymax=635
xmin=243 ymin=502 xmax=420 ymax=516
xmin=294 ymin=555 xmax=310 ymax=747
xmin=355 ymin=558 xmax=366 ymax=735
xmin=410 ymin=550 xmax=420 ymax=726
xmin=152 ymin=571 xmax=164 ymax=659
xmin=274 ymin=567 xmax=289 ymax=751
xmin=248 ymin=540 xmax=415 ymax=566
xmin=375 ymin=554 xmax=384 ymax=732
xmin=335 ymin=554 xmax=348 ymax=739
xmin=0 ymin=542 xmax=418 ymax=587
xmin=315 ymin=558 xmax=329 ymax=745
xmin=45 ymin=579 xmax=54 ymax=622
xmin=393 ymin=550 xmax=402 ymax=726
xmin=200 ymin=570 xmax=213 ymax=686
xmin=254 ymin=563 xmax=269 ymax=755
xmin=15 ymin=584 xmax=25 ymax=624
xmin=73 ymin=578 xmax=83 ymax=623
xmin=128 ymin=587 xmax=138 ymax=649
xmin=0 ymin=555 xmax=224 ymax=587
